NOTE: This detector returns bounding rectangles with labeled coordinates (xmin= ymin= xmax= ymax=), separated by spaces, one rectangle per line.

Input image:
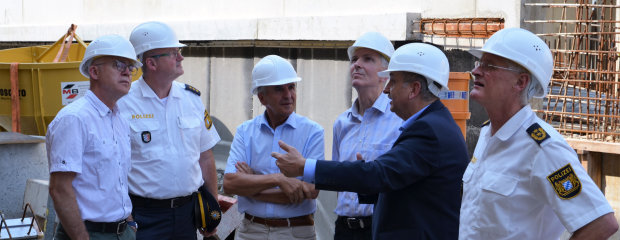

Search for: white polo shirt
xmin=118 ymin=78 xmax=220 ymax=199
xmin=459 ymin=105 xmax=614 ymax=239
xmin=47 ymin=90 xmax=132 ymax=222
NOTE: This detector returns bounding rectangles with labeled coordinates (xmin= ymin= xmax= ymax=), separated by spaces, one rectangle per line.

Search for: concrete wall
xmin=0 ymin=141 xmax=48 ymax=218
xmin=178 ymin=46 xmax=375 ymax=159
xmin=0 ymin=0 xmax=530 ymax=42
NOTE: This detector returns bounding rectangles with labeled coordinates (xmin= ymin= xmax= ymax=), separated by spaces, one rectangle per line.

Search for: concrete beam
xmin=0 ymin=13 xmax=420 ymax=42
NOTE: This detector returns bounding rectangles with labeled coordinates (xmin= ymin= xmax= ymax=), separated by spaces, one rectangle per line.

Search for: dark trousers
xmin=334 ymin=217 xmax=372 ymax=240
xmin=55 ymin=222 xmax=136 ymax=240
xmin=131 ymin=197 xmax=197 ymax=240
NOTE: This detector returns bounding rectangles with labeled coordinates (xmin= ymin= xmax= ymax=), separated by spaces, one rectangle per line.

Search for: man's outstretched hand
xmin=272 ymin=140 xmax=306 ymax=177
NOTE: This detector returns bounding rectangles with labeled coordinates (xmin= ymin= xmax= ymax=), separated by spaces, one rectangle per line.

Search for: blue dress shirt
xmin=225 ymin=112 xmax=324 ymax=218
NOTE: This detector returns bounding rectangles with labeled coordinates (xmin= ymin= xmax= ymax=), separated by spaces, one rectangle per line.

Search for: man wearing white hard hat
xmin=47 ymin=34 xmax=141 ymax=240
xmin=223 ymin=55 xmax=325 ymax=240
xmin=332 ymin=32 xmax=402 ymax=240
xmin=117 ymin=21 xmax=221 ymax=239
xmin=459 ymin=27 xmax=618 ymax=239
xmin=273 ymin=43 xmax=468 ymax=239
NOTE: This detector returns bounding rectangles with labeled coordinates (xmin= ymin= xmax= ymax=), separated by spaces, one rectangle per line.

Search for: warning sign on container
xmin=61 ymin=81 xmax=90 ymax=105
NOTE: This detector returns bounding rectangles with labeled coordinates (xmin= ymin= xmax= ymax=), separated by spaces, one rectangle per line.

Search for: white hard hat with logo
xmin=378 ymin=43 xmax=450 ymax=97
xmin=469 ymin=27 xmax=553 ymax=98
xmin=79 ymin=34 xmax=142 ymax=78
xmin=251 ymin=55 xmax=301 ymax=95
xmin=129 ymin=21 xmax=186 ymax=59
xmin=348 ymin=32 xmax=395 ymax=62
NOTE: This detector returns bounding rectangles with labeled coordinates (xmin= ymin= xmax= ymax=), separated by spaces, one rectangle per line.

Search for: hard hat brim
xmin=252 ymin=77 xmax=301 ymax=95
xmin=348 ymin=46 xmax=391 ymax=62
xmin=468 ymin=49 xmax=484 ymax=59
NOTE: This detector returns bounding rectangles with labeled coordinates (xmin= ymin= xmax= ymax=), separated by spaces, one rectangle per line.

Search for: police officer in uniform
xmin=459 ymin=28 xmax=619 ymax=239
xmin=118 ymin=21 xmax=221 ymax=239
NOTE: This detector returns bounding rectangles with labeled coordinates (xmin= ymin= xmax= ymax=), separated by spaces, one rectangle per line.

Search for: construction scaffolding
xmin=525 ymin=0 xmax=620 ymax=147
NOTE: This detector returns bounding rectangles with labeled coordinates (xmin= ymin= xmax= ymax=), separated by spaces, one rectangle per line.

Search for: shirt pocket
xmin=94 ymin=137 xmax=115 ymax=191
xmin=475 ymin=171 xmax=519 ymax=235
xmin=361 ymin=143 xmax=392 ymax=161
xmin=177 ymin=116 xmax=201 ymax=151
xmin=480 ymin=171 xmax=518 ymax=196
xmin=129 ymin=120 xmax=160 ymax=159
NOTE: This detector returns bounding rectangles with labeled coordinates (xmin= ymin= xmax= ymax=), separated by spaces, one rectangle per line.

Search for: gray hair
xmin=402 ymin=72 xmax=438 ymax=101
xmin=504 ymin=60 xmax=536 ymax=106
xmin=380 ymin=57 xmax=388 ymax=68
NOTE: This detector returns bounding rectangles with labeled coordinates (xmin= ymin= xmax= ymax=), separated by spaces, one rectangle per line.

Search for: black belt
xmin=245 ymin=213 xmax=314 ymax=227
xmin=337 ymin=216 xmax=372 ymax=229
xmin=130 ymin=194 xmax=193 ymax=208
xmin=84 ymin=220 xmax=127 ymax=234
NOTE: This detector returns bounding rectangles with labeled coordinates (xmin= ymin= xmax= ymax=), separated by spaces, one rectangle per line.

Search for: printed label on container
xmin=438 ymin=90 xmax=468 ymax=100
xmin=61 ymin=81 xmax=90 ymax=105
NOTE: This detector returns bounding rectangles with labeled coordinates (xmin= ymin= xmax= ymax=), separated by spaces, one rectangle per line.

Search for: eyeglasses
xmin=147 ymin=48 xmax=183 ymax=59
xmin=93 ymin=59 xmax=139 ymax=76
xmin=474 ymin=61 xmax=522 ymax=73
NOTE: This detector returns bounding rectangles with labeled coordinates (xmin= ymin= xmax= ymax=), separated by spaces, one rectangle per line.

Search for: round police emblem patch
xmin=141 ymin=131 xmax=151 ymax=143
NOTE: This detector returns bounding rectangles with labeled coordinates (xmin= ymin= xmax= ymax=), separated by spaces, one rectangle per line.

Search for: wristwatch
xmin=127 ymin=221 xmax=138 ymax=230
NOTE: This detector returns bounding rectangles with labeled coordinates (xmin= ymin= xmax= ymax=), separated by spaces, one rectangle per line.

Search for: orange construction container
xmin=440 ymin=72 xmax=471 ymax=139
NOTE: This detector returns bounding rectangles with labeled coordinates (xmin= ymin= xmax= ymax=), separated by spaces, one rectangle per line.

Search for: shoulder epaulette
xmin=480 ymin=120 xmax=490 ymax=127
xmin=526 ymin=123 xmax=550 ymax=145
xmin=185 ymin=84 xmax=201 ymax=96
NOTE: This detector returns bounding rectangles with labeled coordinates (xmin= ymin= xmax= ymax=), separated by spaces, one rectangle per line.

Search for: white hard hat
xmin=347 ymin=32 xmax=395 ymax=62
xmin=469 ymin=28 xmax=553 ymax=98
xmin=79 ymin=34 xmax=142 ymax=78
xmin=129 ymin=21 xmax=186 ymax=58
xmin=378 ymin=43 xmax=450 ymax=97
xmin=251 ymin=55 xmax=301 ymax=95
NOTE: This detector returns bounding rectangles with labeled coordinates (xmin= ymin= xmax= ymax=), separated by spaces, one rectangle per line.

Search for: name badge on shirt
xmin=547 ymin=164 xmax=581 ymax=200
xmin=141 ymin=131 xmax=151 ymax=143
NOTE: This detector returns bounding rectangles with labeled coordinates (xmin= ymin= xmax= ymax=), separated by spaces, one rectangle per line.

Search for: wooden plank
xmin=585 ymin=151 xmax=603 ymax=190
xmin=566 ymin=139 xmax=620 ymax=155
xmin=602 ymin=154 xmax=620 ymax=221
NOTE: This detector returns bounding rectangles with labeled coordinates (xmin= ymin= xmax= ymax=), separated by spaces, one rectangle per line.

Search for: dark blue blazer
xmin=315 ymin=100 xmax=468 ymax=239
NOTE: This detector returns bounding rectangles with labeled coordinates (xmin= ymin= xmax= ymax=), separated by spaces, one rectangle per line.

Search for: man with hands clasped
xmin=223 ymin=55 xmax=325 ymax=240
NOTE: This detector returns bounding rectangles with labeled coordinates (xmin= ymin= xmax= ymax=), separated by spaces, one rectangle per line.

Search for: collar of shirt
xmin=347 ymin=93 xmax=392 ymax=121
xmin=491 ymin=104 xmax=533 ymax=141
xmin=258 ymin=111 xmax=298 ymax=131
xmin=136 ymin=77 xmax=182 ymax=99
xmin=85 ymin=90 xmax=116 ymax=117
xmin=400 ymin=104 xmax=430 ymax=131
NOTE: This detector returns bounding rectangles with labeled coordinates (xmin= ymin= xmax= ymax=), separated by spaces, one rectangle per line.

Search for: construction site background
xmin=1 ymin=0 xmax=619 ymax=239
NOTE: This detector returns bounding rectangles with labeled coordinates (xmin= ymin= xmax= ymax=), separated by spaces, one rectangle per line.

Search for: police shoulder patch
xmin=204 ymin=110 xmax=213 ymax=130
xmin=185 ymin=84 xmax=201 ymax=96
xmin=547 ymin=164 xmax=581 ymax=199
xmin=526 ymin=123 xmax=550 ymax=145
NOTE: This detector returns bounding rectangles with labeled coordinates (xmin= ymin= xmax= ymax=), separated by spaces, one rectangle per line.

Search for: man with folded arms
xmin=223 ymin=55 xmax=325 ymax=240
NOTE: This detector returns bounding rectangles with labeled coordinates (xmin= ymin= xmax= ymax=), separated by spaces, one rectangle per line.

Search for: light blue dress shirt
xmin=225 ymin=112 xmax=324 ymax=218
xmin=304 ymin=103 xmax=430 ymax=183
xmin=331 ymin=93 xmax=402 ymax=217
